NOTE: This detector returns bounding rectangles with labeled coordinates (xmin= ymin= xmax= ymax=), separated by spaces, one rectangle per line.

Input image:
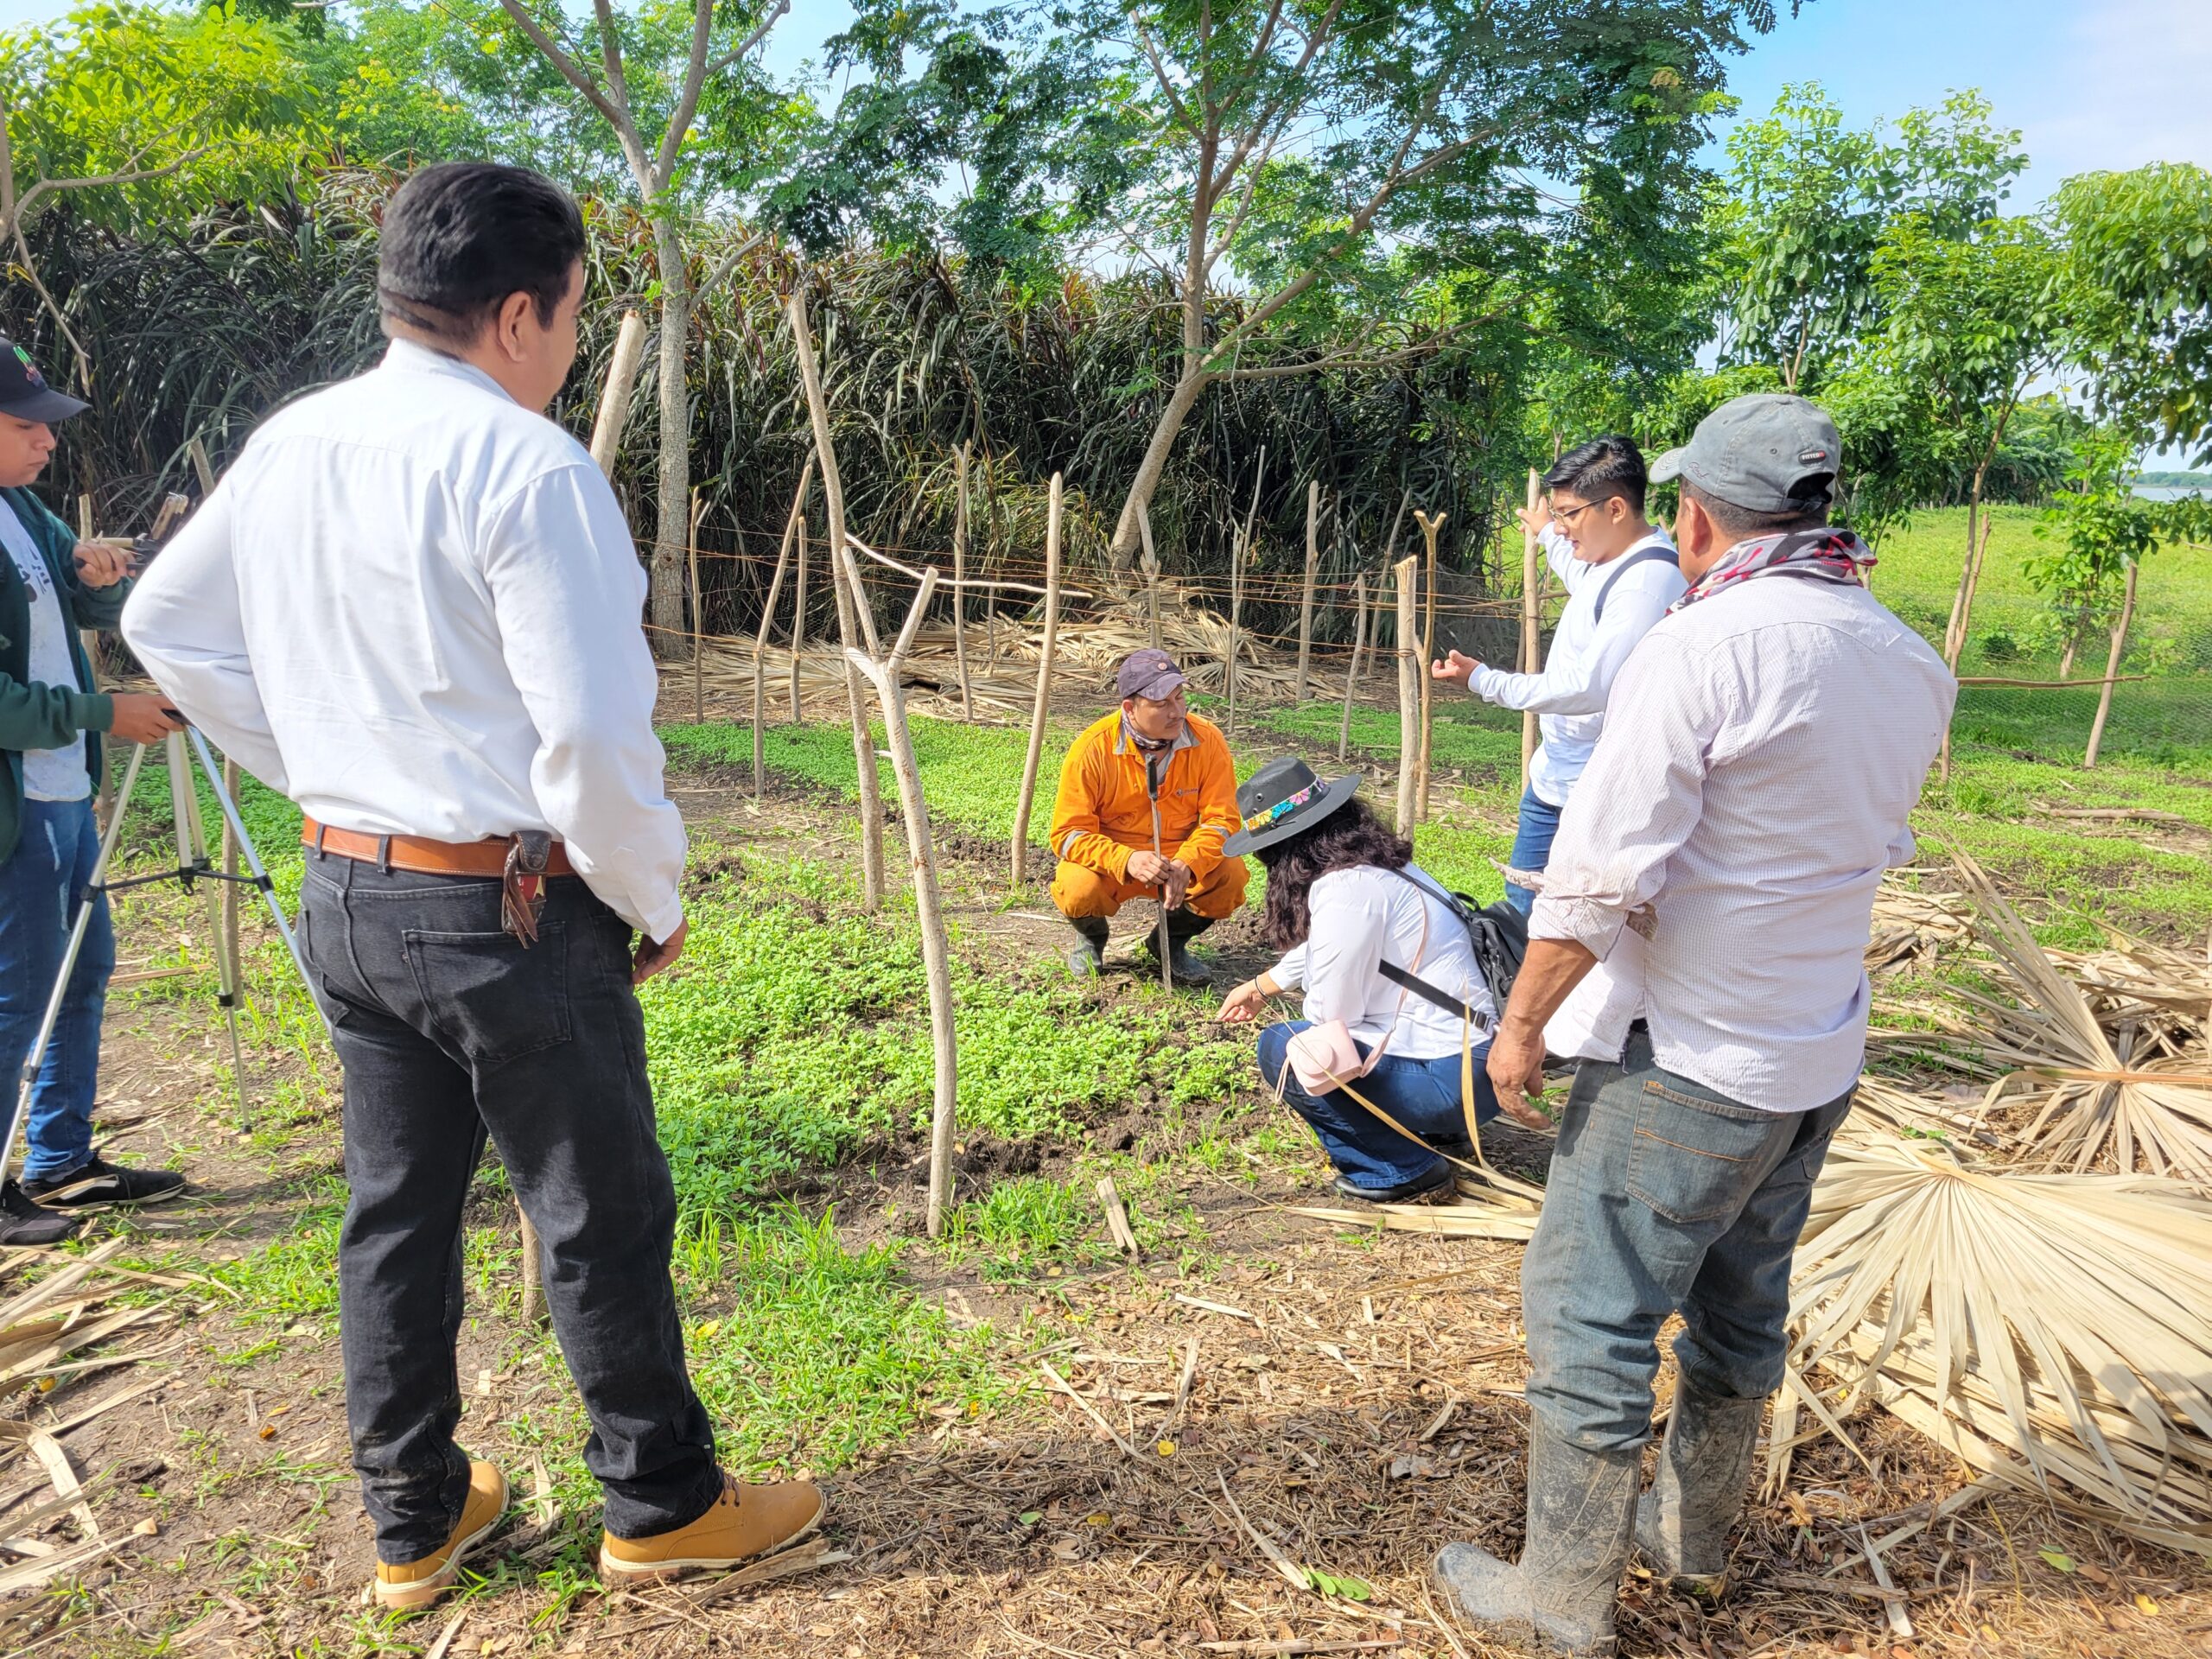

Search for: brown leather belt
xmin=302 ymin=817 xmax=575 ymax=879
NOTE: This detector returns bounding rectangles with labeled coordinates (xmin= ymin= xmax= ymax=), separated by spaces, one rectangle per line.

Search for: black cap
xmin=1220 ymin=757 xmax=1363 ymax=859
xmin=1650 ymin=393 xmax=1839 ymax=514
xmin=1116 ymin=648 xmax=1186 ymax=702
xmin=0 ymin=337 xmax=87 ymax=424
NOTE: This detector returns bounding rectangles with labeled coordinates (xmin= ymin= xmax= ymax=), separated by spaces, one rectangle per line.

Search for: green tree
xmin=1712 ymin=85 xmax=2025 ymax=391
xmin=1030 ymin=0 xmax=1772 ymax=568
xmin=0 ymin=0 xmax=317 ymax=383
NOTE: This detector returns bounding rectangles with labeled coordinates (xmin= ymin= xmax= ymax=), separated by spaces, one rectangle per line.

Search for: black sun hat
xmin=1222 ymin=757 xmax=1363 ymax=858
xmin=0 ymin=336 xmax=87 ymax=424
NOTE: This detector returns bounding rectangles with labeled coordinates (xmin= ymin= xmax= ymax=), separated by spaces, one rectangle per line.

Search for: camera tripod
xmin=3 ymin=728 xmax=311 ymax=1188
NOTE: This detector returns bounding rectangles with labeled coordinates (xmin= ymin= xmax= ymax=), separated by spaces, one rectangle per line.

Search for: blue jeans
xmin=1256 ymin=1020 xmax=1499 ymax=1192
xmin=1504 ymin=785 xmax=1562 ymax=917
xmin=0 ymin=798 xmax=113 ymax=1183
xmin=1521 ymin=1027 xmax=1854 ymax=1454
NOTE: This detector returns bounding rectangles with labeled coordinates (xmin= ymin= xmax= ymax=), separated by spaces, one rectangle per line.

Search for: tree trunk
xmin=1936 ymin=500 xmax=1995 ymax=784
xmin=649 ymin=219 xmax=692 ymax=658
xmin=1108 ymin=369 xmax=1213 ymax=568
xmin=2082 ymin=561 xmax=2139 ymax=770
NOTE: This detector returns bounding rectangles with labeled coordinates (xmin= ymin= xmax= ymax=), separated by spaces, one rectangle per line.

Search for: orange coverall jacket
xmin=1047 ymin=711 xmax=1249 ymax=921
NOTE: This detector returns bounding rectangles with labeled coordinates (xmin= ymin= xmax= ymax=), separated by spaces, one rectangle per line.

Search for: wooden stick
xmin=789 ymin=515 xmax=807 ymax=721
xmin=2082 ymin=559 xmax=2139 ymax=771
xmin=185 ymin=442 xmax=238 ymax=982
xmin=519 ymin=1215 xmax=544 ymax=1325
xmin=1227 ymin=531 xmax=1245 ymax=735
xmin=786 ymin=290 xmax=887 ymax=907
xmin=842 ymin=569 xmax=960 ymax=1236
xmin=750 ymin=490 xmax=803 ymax=798
xmin=952 ymin=442 xmax=975 ymax=721
xmin=1297 ymin=480 xmax=1320 ymax=702
xmin=588 ymin=312 xmax=650 ymax=476
xmin=1009 ymin=473 xmax=1064 ymax=887
xmin=688 ymin=489 xmax=707 ymax=722
xmin=1519 ymin=469 xmax=1540 ymax=791
xmin=1096 ymin=1175 xmax=1141 ymax=1257
xmin=1414 ymin=509 xmax=1446 ymax=821
xmin=1338 ymin=572 xmax=1370 ymax=763
xmin=73 ymin=494 xmax=110 ymax=826
xmin=1393 ymin=556 xmax=1420 ymax=835
xmin=845 ymin=532 xmax=1092 ymax=600
xmin=1137 ymin=505 xmax=1163 ymax=650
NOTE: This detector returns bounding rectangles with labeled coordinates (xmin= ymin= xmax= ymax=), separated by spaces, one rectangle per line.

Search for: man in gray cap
xmin=1432 ymin=394 xmax=1956 ymax=1655
xmin=1046 ymin=649 xmax=1246 ymax=983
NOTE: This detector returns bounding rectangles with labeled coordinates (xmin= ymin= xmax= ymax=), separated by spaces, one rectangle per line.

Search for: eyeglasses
xmin=1552 ymin=499 xmax=1603 ymax=527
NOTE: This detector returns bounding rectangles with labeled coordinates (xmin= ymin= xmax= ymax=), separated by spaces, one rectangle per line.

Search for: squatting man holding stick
xmin=1430 ymin=395 xmax=1956 ymax=1656
xmin=124 ymin=163 xmax=821 ymax=1610
xmin=1048 ymin=649 xmax=1246 ymax=984
xmin=0 ymin=334 xmax=190 ymax=1247
xmin=1429 ymin=435 xmax=1682 ymax=915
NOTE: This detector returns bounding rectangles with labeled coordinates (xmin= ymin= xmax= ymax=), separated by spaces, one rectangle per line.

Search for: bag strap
xmin=1591 ymin=542 xmax=1681 ymax=626
xmin=1380 ymin=870 xmax=1488 ymax=1027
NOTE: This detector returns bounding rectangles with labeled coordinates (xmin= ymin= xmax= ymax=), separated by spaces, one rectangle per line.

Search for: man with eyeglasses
xmin=1431 ymin=435 xmax=1682 ymax=913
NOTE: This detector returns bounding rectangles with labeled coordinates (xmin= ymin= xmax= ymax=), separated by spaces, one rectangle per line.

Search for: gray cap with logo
xmin=1649 ymin=393 xmax=1840 ymax=514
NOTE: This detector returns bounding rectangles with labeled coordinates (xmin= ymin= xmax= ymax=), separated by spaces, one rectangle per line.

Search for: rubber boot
xmin=1065 ymin=914 xmax=1109 ymax=978
xmin=1433 ymin=1419 xmax=1641 ymax=1656
xmin=1634 ymin=1378 xmax=1765 ymax=1599
xmin=1144 ymin=912 xmax=1215 ymax=987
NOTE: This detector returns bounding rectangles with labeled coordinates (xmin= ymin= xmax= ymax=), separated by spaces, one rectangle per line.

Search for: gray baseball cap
xmin=1649 ymin=393 xmax=1840 ymax=514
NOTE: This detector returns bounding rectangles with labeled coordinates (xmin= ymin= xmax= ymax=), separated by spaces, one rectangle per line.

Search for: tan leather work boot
xmin=373 ymin=1458 xmax=510 ymax=1611
xmin=598 ymin=1476 xmax=825 ymax=1580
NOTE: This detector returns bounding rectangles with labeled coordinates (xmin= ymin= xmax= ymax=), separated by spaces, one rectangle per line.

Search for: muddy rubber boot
xmin=1635 ymin=1378 xmax=1765 ymax=1599
xmin=1146 ymin=912 xmax=1215 ymax=987
xmin=1433 ymin=1420 xmax=1641 ymax=1656
xmin=1065 ymin=914 xmax=1109 ymax=978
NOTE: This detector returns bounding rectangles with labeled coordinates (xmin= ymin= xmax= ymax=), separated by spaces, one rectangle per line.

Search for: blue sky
xmin=3 ymin=0 xmax=2203 ymax=194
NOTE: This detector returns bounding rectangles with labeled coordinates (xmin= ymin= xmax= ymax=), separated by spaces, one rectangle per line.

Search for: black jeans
xmin=300 ymin=853 xmax=721 ymax=1562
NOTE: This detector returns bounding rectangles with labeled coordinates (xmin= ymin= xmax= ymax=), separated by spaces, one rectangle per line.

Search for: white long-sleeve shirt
xmin=122 ymin=339 xmax=686 ymax=941
xmin=1529 ymin=573 xmax=1955 ymax=1112
xmin=1471 ymin=524 xmax=1684 ymax=807
xmin=1268 ymin=864 xmax=1495 ymax=1061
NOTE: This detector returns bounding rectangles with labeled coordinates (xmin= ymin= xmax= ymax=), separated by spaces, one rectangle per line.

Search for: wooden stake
xmin=1393 ymin=556 xmax=1420 ymax=835
xmin=952 ymin=442 xmax=975 ymax=722
xmin=1225 ymin=531 xmax=1244 ymax=735
xmin=750 ymin=475 xmax=809 ymax=798
xmin=1338 ymin=572 xmax=1370 ymax=763
xmin=184 ymin=442 xmax=241 ymax=1047
xmin=1009 ymin=473 xmax=1064 ymax=887
xmin=1136 ymin=505 xmax=1163 ymax=651
xmin=1414 ymin=509 xmax=1446 ymax=821
xmin=1296 ymin=480 xmax=1322 ymax=701
xmin=1520 ymin=469 xmax=1541 ymax=791
xmin=2082 ymin=559 xmax=2139 ymax=771
xmin=786 ymin=289 xmax=886 ymax=907
xmin=789 ymin=515 xmax=807 ymax=721
xmin=842 ymin=565 xmax=961 ymax=1236
xmin=688 ymin=489 xmax=706 ymax=721
xmin=1096 ymin=1175 xmax=1141 ymax=1257
xmin=588 ymin=312 xmax=650 ymax=476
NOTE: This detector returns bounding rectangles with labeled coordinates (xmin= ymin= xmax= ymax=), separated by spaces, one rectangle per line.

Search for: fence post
xmin=1338 ymin=572 xmax=1370 ymax=763
xmin=1010 ymin=473 xmax=1065 ymax=887
xmin=1414 ymin=509 xmax=1446 ymax=821
xmin=1520 ymin=469 xmax=1541 ymax=791
xmin=2082 ymin=559 xmax=2139 ymax=771
xmin=750 ymin=466 xmax=810 ymax=798
xmin=689 ymin=490 xmax=706 ymax=722
xmin=1394 ymin=556 xmax=1420 ymax=835
xmin=1225 ymin=531 xmax=1244 ymax=736
xmin=953 ymin=441 xmax=975 ymax=722
xmin=1297 ymin=480 xmax=1320 ymax=702
xmin=790 ymin=514 xmax=807 ymax=721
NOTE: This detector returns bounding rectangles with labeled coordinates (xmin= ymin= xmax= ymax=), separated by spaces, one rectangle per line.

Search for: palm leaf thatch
xmin=1770 ymin=1124 xmax=2212 ymax=1556
xmin=1928 ymin=851 xmax=2212 ymax=1185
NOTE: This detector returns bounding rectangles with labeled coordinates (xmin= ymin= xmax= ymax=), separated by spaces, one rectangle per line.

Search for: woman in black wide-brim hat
xmin=1214 ymin=759 xmax=1501 ymax=1204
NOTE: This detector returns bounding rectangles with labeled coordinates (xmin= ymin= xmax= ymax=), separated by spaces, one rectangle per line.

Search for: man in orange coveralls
xmin=1048 ymin=649 xmax=1247 ymax=985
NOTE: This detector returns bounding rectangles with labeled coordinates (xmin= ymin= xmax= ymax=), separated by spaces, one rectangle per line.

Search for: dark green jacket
xmin=0 ymin=486 xmax=126 ymax=864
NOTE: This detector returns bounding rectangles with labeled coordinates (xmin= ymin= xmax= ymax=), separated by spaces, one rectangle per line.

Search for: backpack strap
xmin=1591 ymin=542 xmax=1681 ymax=626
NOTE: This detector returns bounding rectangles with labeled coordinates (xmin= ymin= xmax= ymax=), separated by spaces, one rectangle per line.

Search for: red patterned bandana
xmin=1669 ymin=529 xmax=1877 ymax=613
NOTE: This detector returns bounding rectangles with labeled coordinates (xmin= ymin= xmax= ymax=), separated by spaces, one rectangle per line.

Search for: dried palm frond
xmin=2047 ymin=927 xmax=2211 ymax=1052
xmin=1938 ymin=851 xmax=2212 ymax=1185
xmin=1284 ymin=1198 xmax=1539 ymax=1241
xmin=1864 ymin=880 xmax=1973 ymax=975
xmin=1772 ymin=1124 xmax=2212 ymax=1555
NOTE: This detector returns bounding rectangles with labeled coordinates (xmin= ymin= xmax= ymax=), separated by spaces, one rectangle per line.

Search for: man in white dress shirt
xmin=1432 ymin=395 xmax=1955 ymax=1655
xmin=1430 ymin=435 xmax=1683 ymax=914
xmin=124 ymin=164 xmax=822 ymax=1610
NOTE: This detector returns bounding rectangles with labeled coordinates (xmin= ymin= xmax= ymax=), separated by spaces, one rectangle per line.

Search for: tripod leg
xmin=3 ymin=746 xmax=148 ymax=1189
xmin=186 ymin=730 xmax=316 ymax=1014
xmin=171 ymin=734 xmax=251 ymax=1131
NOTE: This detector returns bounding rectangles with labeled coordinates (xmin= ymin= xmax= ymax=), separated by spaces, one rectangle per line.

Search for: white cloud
xmin=2024 ymin=0 xmax=2212 ymax=189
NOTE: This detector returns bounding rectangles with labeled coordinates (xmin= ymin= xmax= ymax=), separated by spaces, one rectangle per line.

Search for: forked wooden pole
xmin=952 ymin=442 xmax=975 ymax=722
xmin=1520 ymin=469 xmax=1541 ymax=791
xmin=1009 ymin=474 xmax=1065 ymax=887
xmin=1393 ymin=556 xmax=1420 ymax=835
xmin=1414 ymin=509 xmax=1446 ymax=821
xmin=1338 ymin=572 xmax=1370 ymax=763
xmin=786 ymin=289 xmax=887 ymax=907
xmin=750 ymin=473 xmax=810 ymax=798
xmin=1297 ymin=480 xmax=1320 ymax=702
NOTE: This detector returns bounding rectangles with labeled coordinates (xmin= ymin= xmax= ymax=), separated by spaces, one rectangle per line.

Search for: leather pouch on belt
xmin=502 ymin=831 xmax=552 ymax=945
